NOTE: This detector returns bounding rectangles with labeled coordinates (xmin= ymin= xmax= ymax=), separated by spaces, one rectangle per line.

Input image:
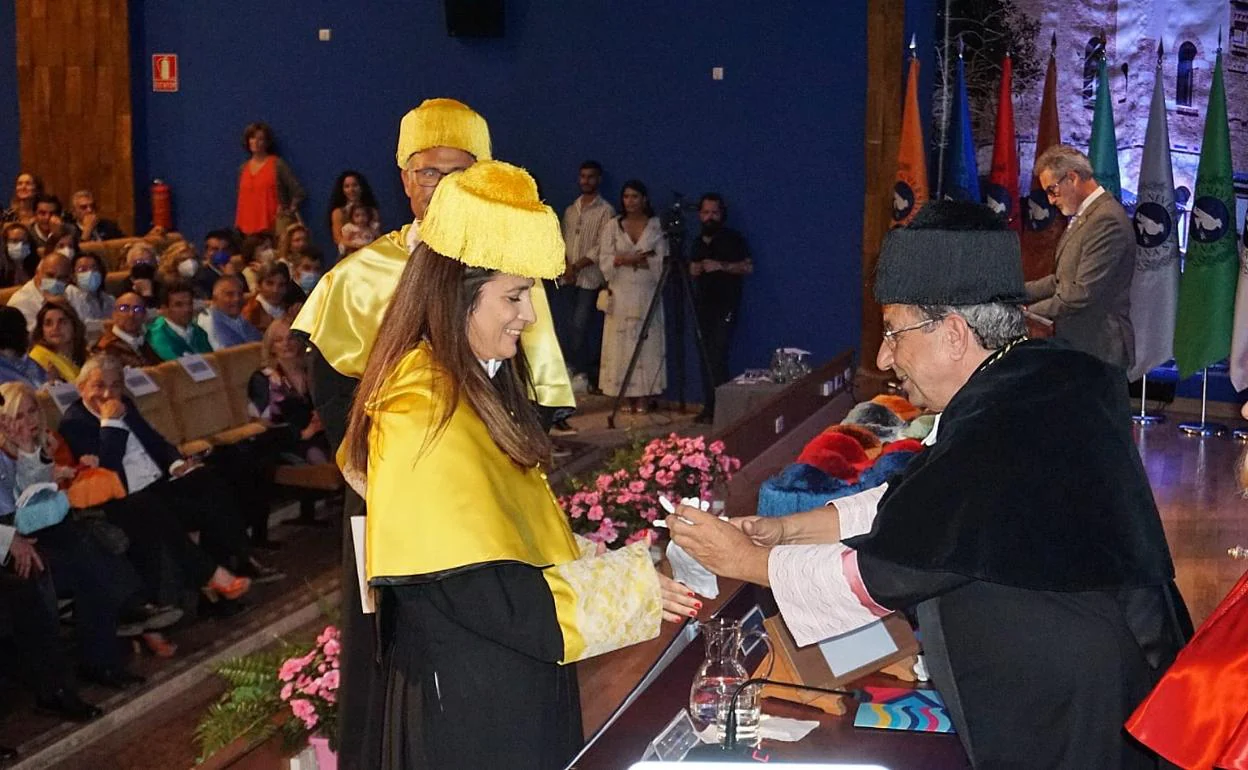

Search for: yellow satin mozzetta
xmin=291 ymin=225 xmax=574 ymax=408
xmin=362 ymin=344 xmax=580 ymax=582
xmin=28 ymin=345 xmax=79 ymax=382
xmin=360 ymin=344 xmax=661 ymax=663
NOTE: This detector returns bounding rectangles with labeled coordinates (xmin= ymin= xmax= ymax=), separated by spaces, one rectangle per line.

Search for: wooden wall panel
xmin=15 ymin=0 xmax=134 ymax=233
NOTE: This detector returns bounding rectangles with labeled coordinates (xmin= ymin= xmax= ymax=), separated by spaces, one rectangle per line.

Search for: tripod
xmin=608 ymin=198 xmax=715 ymax=429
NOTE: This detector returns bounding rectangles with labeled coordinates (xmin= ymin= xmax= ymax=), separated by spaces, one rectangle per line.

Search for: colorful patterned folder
xmin=852 ymin=686 xmax=955 ymax=733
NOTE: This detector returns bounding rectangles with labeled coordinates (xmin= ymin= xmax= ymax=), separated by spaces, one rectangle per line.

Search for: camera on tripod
xmin=661 ymin=192 xmax=700 ymax=241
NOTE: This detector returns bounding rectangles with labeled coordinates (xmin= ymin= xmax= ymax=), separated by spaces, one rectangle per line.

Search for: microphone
xmin=685 ymin=678 xmax=867 ymax=760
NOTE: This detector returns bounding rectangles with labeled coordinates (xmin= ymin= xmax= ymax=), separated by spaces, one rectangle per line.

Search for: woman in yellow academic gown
xmin=343 ymin=161 xmax=696 ymax=770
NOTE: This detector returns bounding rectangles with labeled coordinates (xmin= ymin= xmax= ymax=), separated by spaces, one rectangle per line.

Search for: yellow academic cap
xmin=420 ymin=160 xmax=564 ymax=280
xmin=395 ymin=98 xmax=492 ymax=168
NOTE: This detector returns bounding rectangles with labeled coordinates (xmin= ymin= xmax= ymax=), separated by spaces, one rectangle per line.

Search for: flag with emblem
xmin=1128 ymin=44 xmax=1179 ymax=382
xmin=1021 ymin=34 xmax=1064 ymax=283
xmin=942 ymin=48 xmax=980 ymax=202
xmin=1174 ymin=47 xmax=1238 ymax=378
xmin=1088 ymin=52 xmax=1121 ymax=200
xmin=892 ymin=42 xmax=928 ymax=227
xmin=985 ymin=52 xmax=1020 ymax=231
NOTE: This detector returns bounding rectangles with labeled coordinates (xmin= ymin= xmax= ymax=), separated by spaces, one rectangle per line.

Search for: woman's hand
xmin=659 ymin=573 xmax=701 ymax=623
xmin=730 ymin=516 xmax=787 ymax=547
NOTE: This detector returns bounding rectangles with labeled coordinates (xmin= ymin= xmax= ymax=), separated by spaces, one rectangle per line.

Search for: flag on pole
xmin=1174 ymin=47 xmax=1238 ymax=378
xmin=1128 ymin=44 xmax=1180 ymax=382
xmin=892 ymin=40 xmax=929 ymax=227
xmin=1229 ymin=214 xmax=1248 ymax=389
xmin=1022 ymin=34 xmax=1064 ymax=282
xmin=943 ymin=45 xmax=980 ymax=202
xmin=985 ymin=52 xmax=1020 ymax=231
xmin=1088 ymin=51 xmax=1122 ymax=200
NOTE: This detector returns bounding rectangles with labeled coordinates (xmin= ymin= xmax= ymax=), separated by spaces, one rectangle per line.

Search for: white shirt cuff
xmin=101 ymin=418 xmax=128 ymax=430
xmin=829 ymin=483 xmax=888 ymax=539
xmin=769 ymin=543 xmax=884 ymax=647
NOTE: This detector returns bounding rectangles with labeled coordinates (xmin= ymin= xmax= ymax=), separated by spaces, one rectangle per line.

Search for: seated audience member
xmin=59 ymin=356 xmax=277 ymax=599
xmin=122 ymin=241 xmax=161 ymax=304
xmin=66 ymin=252 xmax=115 ymax=324
xmin=29 ymin=300 xmax=87 ymax=382
xmin=193 ymin=230 xmax=237 ymax=299
xmin=1 ymin=222 xmax=37 ymax=287
xmin=2 ymin=171 xmax=42 ymax=226
xmin=199 ymin=275 xmax=261 ymax=351
xmin=67 ymin=190 xmax=125 ymax=243
xmin=240 ymin=232 xmax=278 ymax=292
xmin=338 ymin=201 xmax=380 ymax=256
xmin=0 ymin=307 xmax=46 ymax=387
xmin=250 ymin=317 xmax=329 ymax=465
xmin=93 ymin=292 xmax=160 ymax=368
xmin=291 ymin=253 xmax=323 ymax=296
xmin=0 ymin=381 xmax=181 ymax=677
xmin=242 ymin=263 xmax=290 ymax=334
xmin=157 ymin=240 xmax=199 ymax=296
xmin=29 ymin=194 xmax=62 ymax=250
xmin=276 ymin=222 xmax=311 ymax=272
xmin=8 ymin=251 xmax=72 ymax=331
xmin=146 ymin=280 xmax=212 ymax=361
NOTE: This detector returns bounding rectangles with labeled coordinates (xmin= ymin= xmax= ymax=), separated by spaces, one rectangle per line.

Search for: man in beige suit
xmin=1025 ymin=144 xmax=1135 ymax=372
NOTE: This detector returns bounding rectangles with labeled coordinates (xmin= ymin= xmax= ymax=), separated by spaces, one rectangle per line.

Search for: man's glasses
xmin=881 ymin=318 xmax=936 ymax=348
xmin=115 ymin=304 xmax=147 ymax=316
xmin=408 ymin=167 xmax=457 ymax=188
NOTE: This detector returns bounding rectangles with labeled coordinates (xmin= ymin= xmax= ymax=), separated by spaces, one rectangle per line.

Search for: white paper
xmin=177 ymin=354 xmax=218 ymax=382
xmin=122 ymin=367 xmax=160 ymax=397
xmin=351 ymin=516 xmax=375 ymax=614
xmin=666 ymin=540 xmax=719 ymax=599
xmin=48 ymin=381 xmax=80 ymax=413
xmin=694 ymin=714 xmax=820 ymax=744
xmin=817 ymin=618 xmax=898 ymax=677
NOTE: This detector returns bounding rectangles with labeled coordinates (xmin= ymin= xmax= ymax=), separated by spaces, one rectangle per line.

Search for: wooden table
xmin=572 ymin=583 xmax=970 ymax=769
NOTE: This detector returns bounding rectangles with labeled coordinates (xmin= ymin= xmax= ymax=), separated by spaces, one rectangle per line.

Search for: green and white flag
xmin=1088 ymin=55 xmax=1121 ymax=200
xmin=1174 ymin=49 xmax=1238 ymax=378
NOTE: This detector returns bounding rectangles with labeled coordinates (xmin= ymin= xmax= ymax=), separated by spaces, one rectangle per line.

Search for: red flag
xmin=891 ymin=52 xmax=928 ymax=227
xmin=1021 ymin=40 xmax=1065 ymax=282
xmin=986 ymin=53 xmax=1021 ymax=231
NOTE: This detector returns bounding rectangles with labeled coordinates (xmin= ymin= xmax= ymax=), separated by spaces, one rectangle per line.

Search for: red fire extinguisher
xmin=151 ymin=179 xmax=173 ymax=231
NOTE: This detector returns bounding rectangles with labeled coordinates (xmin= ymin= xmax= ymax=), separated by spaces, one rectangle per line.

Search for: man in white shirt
xmin=7 ymin=252 xmax=71 ymax=331
xmin=1024 ymin=144 xmax=1135 ymax=371
xmin=558 ymin=161 xmax=614 ymax=397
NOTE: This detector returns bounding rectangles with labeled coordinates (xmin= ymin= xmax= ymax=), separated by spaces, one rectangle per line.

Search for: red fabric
xmin=798 ymin=431 xmax=871 ymax=481
xmin=1126 ymin=570 xmax=1248 ymax=769
xmin=879 ymin=438 xmax=924 ymax=456
xmin=988 ymin=53 xmax=1021 ymax=233
xmin=235 ymin=156 xmax=278 ymax=234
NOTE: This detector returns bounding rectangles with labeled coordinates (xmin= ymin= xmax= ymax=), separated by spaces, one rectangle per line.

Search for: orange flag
xmin=891 ymin=48 xmax=928 ymax=228
xmin=1021 ymin=35 xmax=1065 ymax=282
xmin=986 ymin=53 xmax=1021 ymax=232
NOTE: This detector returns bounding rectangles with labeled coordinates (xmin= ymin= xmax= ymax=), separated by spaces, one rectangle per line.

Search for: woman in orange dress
xmin=234 ymin=122 xmax=304 ymax=236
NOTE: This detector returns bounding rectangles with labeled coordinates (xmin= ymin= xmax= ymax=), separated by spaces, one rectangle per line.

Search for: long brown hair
xmin=345 ymin=243 xmax=551 ymax=472
xmin=32 ymin=299 xmax=87 ymax=365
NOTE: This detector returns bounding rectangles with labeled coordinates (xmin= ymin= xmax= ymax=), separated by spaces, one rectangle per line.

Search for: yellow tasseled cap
xmin=395 ymin=98 xmax=492 ymax=168
xmin=420 ymin=160 xmax=565 ymax=280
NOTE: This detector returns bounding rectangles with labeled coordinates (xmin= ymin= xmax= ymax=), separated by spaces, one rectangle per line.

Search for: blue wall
xmin=0 ymin=4 xmax=19 ymax=191
xmin=135 ymin=1 xmax=868 ymax=393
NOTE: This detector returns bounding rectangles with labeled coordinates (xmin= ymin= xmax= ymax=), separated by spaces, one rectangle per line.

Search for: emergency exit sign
xmin=152 ymin=54 xmax=178 ymax=92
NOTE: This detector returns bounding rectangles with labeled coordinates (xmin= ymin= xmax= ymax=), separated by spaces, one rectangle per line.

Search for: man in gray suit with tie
xmin=1025 ymin=144 xmax=1135 ymax=372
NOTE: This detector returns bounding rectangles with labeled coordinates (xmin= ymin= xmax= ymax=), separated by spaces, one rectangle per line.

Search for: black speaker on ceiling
xmin=445 ymin=0 xmax=504 ymax=37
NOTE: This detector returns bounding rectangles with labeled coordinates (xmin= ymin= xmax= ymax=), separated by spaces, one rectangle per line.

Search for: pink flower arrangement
xmin=278 ymin=624 xmax=340 ymax=740
xmin=561 ymin=434 xmax=741 ymax=548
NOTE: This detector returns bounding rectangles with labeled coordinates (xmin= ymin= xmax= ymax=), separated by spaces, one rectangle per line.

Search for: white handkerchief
xmin=666 ymin=539 xmax=719 ymax=599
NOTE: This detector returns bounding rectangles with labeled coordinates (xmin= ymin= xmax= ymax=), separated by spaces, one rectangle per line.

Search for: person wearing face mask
xmin=1 ymin=223 xmax=37 ymax=287
xmin=199 ymin=275 xmax=262 ymax=351
xmin=65 ymin=253 xmax=116 ymax=325
xmin=92 ymin=292 xmax=161 ymax=368
xmin=689 ymin=193 xmax=753 ymax=424
xmin=193 ymin=230 xmax=238 ymax=300
xmin=241 ymin=263 xmax=290 ymax=334
xmin=146 ymin=281 xmax=212 ymax=361
xmin=292 ymin=254 xmax=322 ymax=296
xmin=8 ymin=251 xmax=72 ymax=332
xmin=120 ymin=241 xmax=161 ymax=304
xmin=240 ymin=232 xmax=278 ymax=292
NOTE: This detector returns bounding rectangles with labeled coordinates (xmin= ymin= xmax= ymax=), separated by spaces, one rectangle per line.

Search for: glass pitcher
xmin=688 ymin=617 xmax=771 ymax=744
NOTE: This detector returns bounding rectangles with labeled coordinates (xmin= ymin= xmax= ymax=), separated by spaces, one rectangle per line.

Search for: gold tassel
xmin=395 ymin=98 xmax=492 ymax=167
xmin=420 ymin=161 xmax=565 ymax=280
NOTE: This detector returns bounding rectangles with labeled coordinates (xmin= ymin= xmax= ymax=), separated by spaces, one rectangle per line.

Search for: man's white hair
xmin=77 ymin=353 xmax=123 ymax=388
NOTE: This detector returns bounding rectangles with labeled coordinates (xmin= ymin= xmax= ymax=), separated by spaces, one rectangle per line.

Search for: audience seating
xmin=79 ymin=233 xmax=184 ymax=271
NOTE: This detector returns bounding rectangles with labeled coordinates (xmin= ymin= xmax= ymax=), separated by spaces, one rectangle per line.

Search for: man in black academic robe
xmin=669 ymin=200 xmax=1190 ymax=769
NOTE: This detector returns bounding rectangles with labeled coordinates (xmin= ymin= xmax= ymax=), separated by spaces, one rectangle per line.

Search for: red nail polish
xmin=687 ymin=591 xmax=695 ymax=597
xmin=689 ymin=608 xmax=698 ymax=617
xmin=694 ymin=601 xmax=703 ymax=609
